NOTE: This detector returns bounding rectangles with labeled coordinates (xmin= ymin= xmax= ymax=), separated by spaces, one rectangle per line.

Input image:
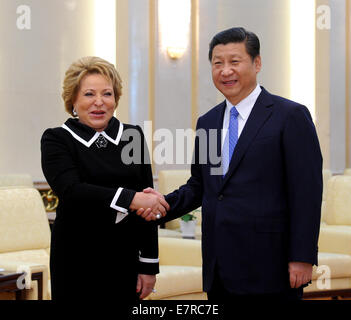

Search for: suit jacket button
xmin=218 ymin=194 xmax=224 ymax=201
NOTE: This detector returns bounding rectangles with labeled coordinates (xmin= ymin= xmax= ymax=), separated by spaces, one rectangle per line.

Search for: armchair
xmin=146 ymin=237 xmax=206 ymax=300
xmin=304 ymin=175 xmax=351 ymax=298
xmin=0 ymin=174 xmax=33 ymax=188
xmin=0 ymin=187 xmax=51 ymax=300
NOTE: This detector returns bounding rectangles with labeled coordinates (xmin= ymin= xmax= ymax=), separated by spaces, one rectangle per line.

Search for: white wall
xmin=0 ymin=0 xmax=96 ymax=181
xmin=216 ymin=0 xmax=291 ymax=101
xmin=197 ymin=0 xmax=291 ymax=120
xmin=1 ymin=0 xmax=349 ymax=181
xmin=329 ymin=0 xmax=346 ymax=173
xmin=152 ymin=0 xmax=291 ymax=173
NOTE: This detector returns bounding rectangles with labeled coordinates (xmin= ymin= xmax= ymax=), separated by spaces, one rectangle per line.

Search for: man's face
xmin=211 ymin=42 xmax=261 ymax=105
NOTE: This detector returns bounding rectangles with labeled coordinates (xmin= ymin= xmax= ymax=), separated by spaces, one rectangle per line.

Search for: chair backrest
xmin=322 ymin=169 xmax=332 ymax=201
xmin=158 ymin=170 xmax=191 ymax=195
xmin=0 ymin=187 xmax=51 ymax=253
xmin=0 ymin=174 xmax=33 ymax=188
xmin=158 ymin=170 xmax=197 ymax=229
xmin=324 ymin=176 xmax=351 ymax=225
xmin=158 ymin=237 xmax=202 ymax=267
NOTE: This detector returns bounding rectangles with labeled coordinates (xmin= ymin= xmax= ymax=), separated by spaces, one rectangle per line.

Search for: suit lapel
xmin=207 ymin=101 xmax=226 ymax=190
xmin=220 ymin=88 xmax=274 ymax=190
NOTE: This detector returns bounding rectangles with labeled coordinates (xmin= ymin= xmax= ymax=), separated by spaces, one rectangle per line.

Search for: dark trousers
xmin=207 ymin=266 xmax=303 ymax=302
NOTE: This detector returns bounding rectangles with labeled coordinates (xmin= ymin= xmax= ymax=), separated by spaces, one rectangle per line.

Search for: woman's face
xmin=73 ymin=73 xmax=116 ymax=132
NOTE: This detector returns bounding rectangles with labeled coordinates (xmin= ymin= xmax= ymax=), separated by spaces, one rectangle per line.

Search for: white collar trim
xmin=61 ymin=121 xmax=124 ymax=148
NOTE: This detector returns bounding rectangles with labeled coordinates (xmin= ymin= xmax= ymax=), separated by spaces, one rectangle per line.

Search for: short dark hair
xmin=208 ymin=27 xmax=260 ymax=61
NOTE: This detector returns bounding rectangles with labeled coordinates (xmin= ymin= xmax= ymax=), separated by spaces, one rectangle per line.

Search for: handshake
xmin=130 ymin=188 xmax=170 ymax=221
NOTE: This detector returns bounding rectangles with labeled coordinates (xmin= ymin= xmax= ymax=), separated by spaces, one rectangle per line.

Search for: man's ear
xmin=254 ymin=55 xmax=262 ymax=73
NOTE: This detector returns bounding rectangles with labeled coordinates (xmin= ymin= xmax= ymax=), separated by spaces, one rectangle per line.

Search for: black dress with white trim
xmin=41 ymin=117 xmax=159 ymax=301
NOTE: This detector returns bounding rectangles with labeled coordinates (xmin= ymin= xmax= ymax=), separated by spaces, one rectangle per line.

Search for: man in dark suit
xmin=140 ymin=27 xmax=323 ymax=300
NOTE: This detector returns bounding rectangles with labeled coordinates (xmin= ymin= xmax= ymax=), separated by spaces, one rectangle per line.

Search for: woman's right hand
xmin=130 ymin=191 xmax=169 ymax=221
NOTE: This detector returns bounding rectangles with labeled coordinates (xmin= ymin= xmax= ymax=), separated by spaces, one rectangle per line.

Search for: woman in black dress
xmin=41 ymin=56 xmax=168 ymax=302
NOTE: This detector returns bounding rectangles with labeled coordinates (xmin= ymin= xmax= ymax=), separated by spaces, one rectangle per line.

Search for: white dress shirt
xmin=221 ymin=84 xmax=262 ymax=148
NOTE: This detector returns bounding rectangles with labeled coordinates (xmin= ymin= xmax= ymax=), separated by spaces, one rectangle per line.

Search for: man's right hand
xmin=130 ymin=190 xmax=169 ymax=221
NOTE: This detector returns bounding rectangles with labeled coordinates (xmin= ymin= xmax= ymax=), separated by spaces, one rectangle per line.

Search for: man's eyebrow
xmin=212 ymin=53 xmax=242 ymax=59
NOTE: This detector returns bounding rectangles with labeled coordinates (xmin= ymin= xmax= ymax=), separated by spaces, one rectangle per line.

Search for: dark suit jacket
xmin=163 ymin=87 xmax=323 ymax=295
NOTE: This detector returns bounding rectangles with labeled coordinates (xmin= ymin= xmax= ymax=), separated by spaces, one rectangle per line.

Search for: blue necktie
xmin=222 ymin=106 xmax=239 ymax=176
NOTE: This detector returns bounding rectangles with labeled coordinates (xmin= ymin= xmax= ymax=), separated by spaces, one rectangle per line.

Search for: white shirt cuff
xmin=110 ymin=187 xmax=129 ymax=213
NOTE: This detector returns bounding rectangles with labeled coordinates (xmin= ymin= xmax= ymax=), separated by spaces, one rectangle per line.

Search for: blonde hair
xmin=62 ymin=56 xmax=122 ymax=116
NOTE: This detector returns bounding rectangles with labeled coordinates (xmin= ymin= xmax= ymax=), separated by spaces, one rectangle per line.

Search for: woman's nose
xmin=94 ymin=95 xmax=103 ymax=106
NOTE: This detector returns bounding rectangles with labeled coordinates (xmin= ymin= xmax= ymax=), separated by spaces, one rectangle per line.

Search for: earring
xmin=73 ymin=108 xmax=77 ymax=117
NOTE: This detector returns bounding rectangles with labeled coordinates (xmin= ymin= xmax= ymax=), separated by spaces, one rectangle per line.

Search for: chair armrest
xmin=318 ymin=225 xmax=351 ymax=255
xmin=0 ymin=260 xmax=49 ymax=300
xmin=159 ymin=237 xmax=202 ymax=267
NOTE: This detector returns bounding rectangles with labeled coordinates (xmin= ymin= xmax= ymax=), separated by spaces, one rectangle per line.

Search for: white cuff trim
xmin=139 ymin=256 xmax=159 ymax=264
xmin=110 ymin=187 xmax=128 ymax=213
xmin=115 ymin=211 xmax=129 ymax=224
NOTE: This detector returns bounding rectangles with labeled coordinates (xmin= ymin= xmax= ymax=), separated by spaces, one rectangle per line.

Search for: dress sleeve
xmin=134 ymin=126 xmax=159 ymax=275
xmin=41 ymin=128 xmax=136 ymax=216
